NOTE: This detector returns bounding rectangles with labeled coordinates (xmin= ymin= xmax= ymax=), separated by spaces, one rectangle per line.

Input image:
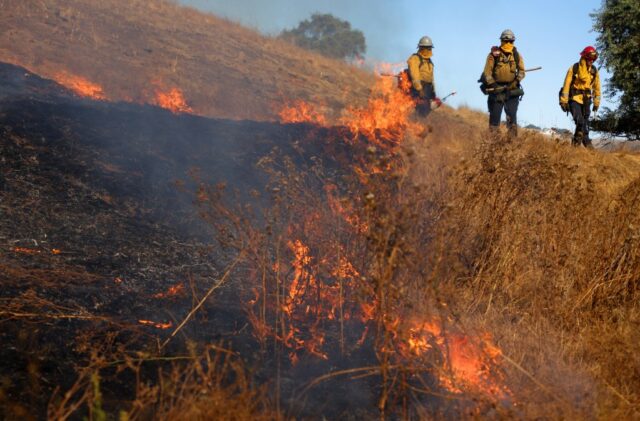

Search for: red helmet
xmin=580 ymin=46 xmax=598 ymax=61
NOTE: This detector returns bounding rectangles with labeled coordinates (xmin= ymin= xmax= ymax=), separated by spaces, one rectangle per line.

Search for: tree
xmin=591 ymin=0 xmax=640 ymax=139
xmin=280 ymin=13 xmax=366 ymax=61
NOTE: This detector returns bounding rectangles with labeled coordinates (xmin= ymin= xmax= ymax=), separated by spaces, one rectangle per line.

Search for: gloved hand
xmin=593 ymin=105 xmax=599 ymax=113
xmin=432 ymin=97 xmax=442 ymax=108
xmin=418 ymin=89 xmax=427 ymax=99
xmin=488 ymin=83 xmax=498 ymax=90
xmin=560 ymin=102 xmax=569 ymax=112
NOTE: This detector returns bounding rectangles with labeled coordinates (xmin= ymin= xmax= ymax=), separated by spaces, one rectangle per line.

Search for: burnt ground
xmin=0 ymin=62 xmax=382 ymax=419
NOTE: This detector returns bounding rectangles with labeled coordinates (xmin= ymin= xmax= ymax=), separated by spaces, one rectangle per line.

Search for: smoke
xmin=178 ymin=0 xmax=410 ymax=61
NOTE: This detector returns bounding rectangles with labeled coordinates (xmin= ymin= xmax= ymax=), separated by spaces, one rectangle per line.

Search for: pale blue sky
xmin=179 ymin=0 xmax=608 ymax=130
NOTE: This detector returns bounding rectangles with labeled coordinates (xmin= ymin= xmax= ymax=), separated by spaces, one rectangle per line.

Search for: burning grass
xmin=3 ymin=58 xmax=640 ymax=419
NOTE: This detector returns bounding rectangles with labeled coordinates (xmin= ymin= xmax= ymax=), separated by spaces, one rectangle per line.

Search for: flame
xmin=339 ymin=74 xmax=420 ymax=148
xmin=11 ymin=247 xmax=40 ymax=255
xmin=152 ymin=283 xmax=185 ymax=299
xmin=278 ymin=100 xmax=327 ymax=125
xmin=325 ymin=184 xmax=368 ymax=233
xmin=405 ymin=319 xmax=512 ymax=400
xmin=138 ymin=320 xmax=173 ymax=329
xmin=154 ymin=87 xmax=193 ymax=114
xmin=54 ymin=72 xmax=107 ymax=100
xmin=11 ymin=247 xmax=63 ymax=255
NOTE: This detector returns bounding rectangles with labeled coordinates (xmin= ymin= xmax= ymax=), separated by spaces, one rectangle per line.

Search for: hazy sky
xmin=179 ymin=0 xmax=608 ymax=130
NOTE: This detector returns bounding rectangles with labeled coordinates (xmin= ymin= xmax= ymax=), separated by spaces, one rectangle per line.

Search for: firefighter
xmin=407 ymin=36 xmax=441 ymax=117
xmin=482 ymin=29 xmax=525 ymax=136
xmin=559 ymin=46 xmax=601 ymax=147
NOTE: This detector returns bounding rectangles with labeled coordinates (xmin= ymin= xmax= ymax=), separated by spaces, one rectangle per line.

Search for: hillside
xmin=2 ymin=0 xmax=640 ymax=419
xmin=0 ymin=0 xmax=373 ymax=120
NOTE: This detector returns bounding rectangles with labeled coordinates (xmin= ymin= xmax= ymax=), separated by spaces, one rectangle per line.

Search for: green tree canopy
xmin=280 ymin=13 xmax=366 ymax=61
xmin=591 ymin=0 xmax=640 ymax=139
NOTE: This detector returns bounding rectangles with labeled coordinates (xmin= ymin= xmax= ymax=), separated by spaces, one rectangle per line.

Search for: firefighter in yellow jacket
xmin=482 ymin=29 xmax=525 ymax=136
xmin=407 ymin=36 xmax=441 ymax=117
xmin=559 ymin=46 xmax=601 ymax=147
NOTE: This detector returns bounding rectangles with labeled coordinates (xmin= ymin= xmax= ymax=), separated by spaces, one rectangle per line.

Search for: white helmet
xmin=500 ymin=29 xmax=516 ymax=42
xmin=417 ymin=36 xmax=434 ymax=48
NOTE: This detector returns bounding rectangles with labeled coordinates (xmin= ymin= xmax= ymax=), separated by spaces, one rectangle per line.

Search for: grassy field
xmin=1 ymin=0 xmax=640 ymax=418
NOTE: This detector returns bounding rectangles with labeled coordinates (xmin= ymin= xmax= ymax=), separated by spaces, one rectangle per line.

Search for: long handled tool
xmin=485 ymin=67 xmax=542 ymax=94
xmin=431 ymin=91 xmax=457 ymax=109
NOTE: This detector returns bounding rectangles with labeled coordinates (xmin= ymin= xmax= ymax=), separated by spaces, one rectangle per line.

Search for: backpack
xmin=478 ymin=47 xmax=520 ymax=94
xmin=558 ymin=62 xmax=598 ymax=108
xmin=399 ymin=54 xmax=431 ymax=92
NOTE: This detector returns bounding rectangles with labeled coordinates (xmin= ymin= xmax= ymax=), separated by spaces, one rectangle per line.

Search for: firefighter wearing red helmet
xmin=559 ymin=46 xmax=602 ymax=147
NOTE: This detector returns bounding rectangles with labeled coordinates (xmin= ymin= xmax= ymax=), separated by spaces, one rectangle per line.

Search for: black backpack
xmin=558 ymin=62 xmax=598 ymax=108
xmin=478 ymin=47 xmax=520 ymax=94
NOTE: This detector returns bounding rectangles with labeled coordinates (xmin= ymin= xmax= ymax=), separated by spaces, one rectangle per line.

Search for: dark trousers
xmin=411 ymin=82 xmax=434 ymax=117
xmin=569 ymin=100 xmax=591 ymax=146
xmin=488 ymin=94 xmax=519 ymax=133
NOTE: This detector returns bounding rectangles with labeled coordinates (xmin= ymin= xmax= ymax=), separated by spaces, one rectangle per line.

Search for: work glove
xmin=560 ymin=102 xmax=569 ymax=112
xmin=488 ymin=83 xmax=498 ymax=90
xmin=431 ymin=97 xmax=443 ymax=108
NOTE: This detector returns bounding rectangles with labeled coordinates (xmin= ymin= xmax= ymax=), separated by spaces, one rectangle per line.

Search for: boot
xmin=572 ymin=130 xmax=583 ymax=147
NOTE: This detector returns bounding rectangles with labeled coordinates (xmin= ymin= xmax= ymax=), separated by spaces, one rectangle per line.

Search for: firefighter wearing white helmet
xmin=407 ymin=35 xmax=441 ymax=117
xmin=482 ymin=29 xmax=525 ymax=136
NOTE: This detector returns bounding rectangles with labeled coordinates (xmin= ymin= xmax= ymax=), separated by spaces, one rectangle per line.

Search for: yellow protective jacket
xmin=407 ymin=52 xmax=434 ymax=92
xmin=560 ymin=59 xmax=601 ymax=107
xmin=483 ymin=47 xmax=525 ymax=85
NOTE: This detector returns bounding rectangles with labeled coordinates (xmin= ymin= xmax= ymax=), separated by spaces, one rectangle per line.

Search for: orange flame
xmin=325 ymin=184 xmax=369 ymax=233
xmin=138 ymin=319 xmax=173 ymax=329
xmin=406 ymin=319 xmax=512 ymax=399
xmin=54 ymin=72 xmax=106 ymax=100
xmin=154 ymin=87 xmax=193 ymax=114
xmin=152 ymin=283 xmax=185 ymax=299
xmin=278 ymin=100 xmax=327 ymax=125
xmin=11 ymin=247 xmax=63 ymax=255
xmin=11 ymin=246 xmax=40 ymax=255
xmin=339 ymin=74 xmax=420 ymax=147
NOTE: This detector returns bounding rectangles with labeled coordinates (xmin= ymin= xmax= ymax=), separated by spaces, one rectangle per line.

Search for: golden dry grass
xmin=403 ymin=110 xmax=640 ymax=418
xmin=2 ymin=0 xmax=640 ymax=418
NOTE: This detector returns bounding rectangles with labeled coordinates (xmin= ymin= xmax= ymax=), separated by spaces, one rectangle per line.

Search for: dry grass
xmin=0 ymin=0 xmax=373 ymax=120
xmin=405 ymin=113 xmax=640 ymax=418
xmin=3 ymin=0 xmax=640 ymax=418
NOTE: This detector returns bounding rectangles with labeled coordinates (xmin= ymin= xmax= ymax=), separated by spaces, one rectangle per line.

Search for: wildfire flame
xmin=54 ymin=72 xmax=107 ymax=100
xmin=339 ymin=75 xmax=420 ymax=147
xmin=154 ymin=87 xmax=193 ymax=114
xmin=11 ymin=247 xmax=40 ymax=255
xmin=10 ymin=247 xmax=62 ymax=255
xmin=325 ymin=184 xmax=368 ymax=233
xmin=278 ymin=100 xmax=327 ymax=125
xmin=405 ymin=319 xmax=512 ymax=400
xmin=138 ymin=319 xmax=173 ymax=329
xmin=152 ymin=283 xmax=185 ymax=299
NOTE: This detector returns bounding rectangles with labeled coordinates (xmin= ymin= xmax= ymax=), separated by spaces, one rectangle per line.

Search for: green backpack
xmin=478 ymin=47 xmax=520 ymax=94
